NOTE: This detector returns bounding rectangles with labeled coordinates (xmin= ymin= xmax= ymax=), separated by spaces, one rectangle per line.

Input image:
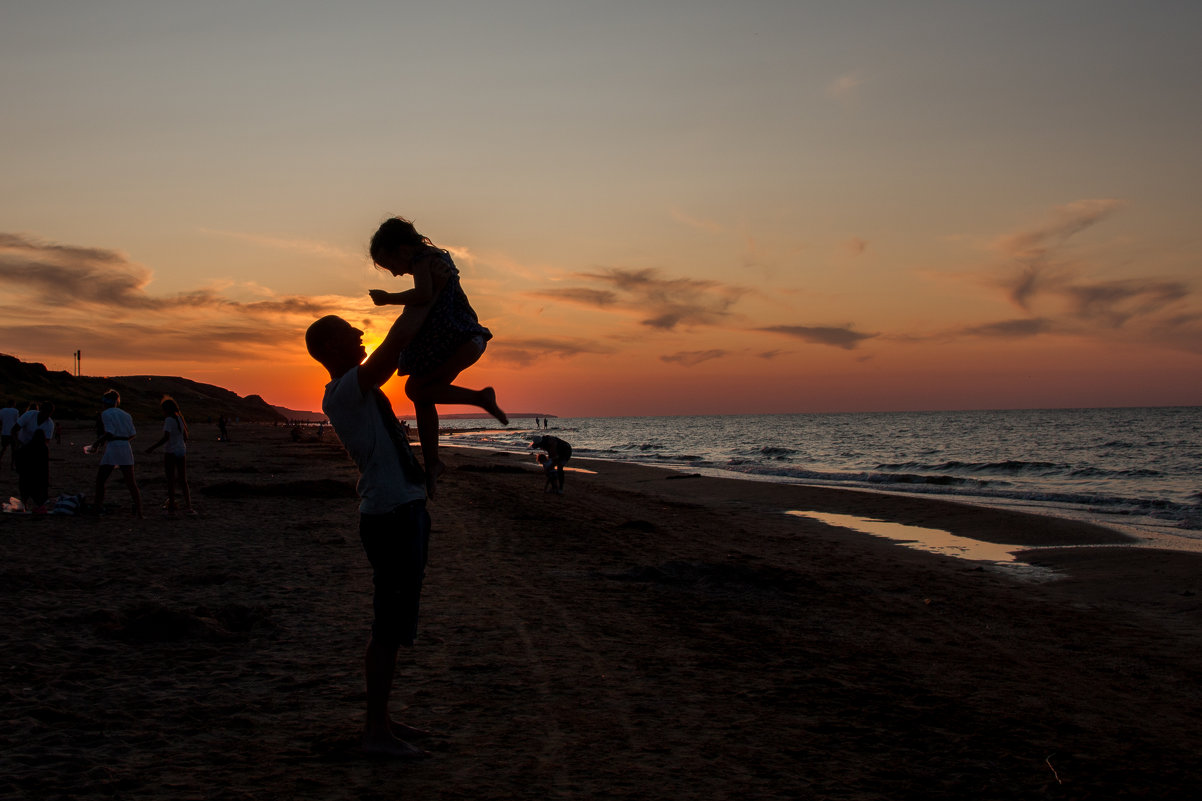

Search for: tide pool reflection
xmin=786 ymin=510 xmax=1058 ymax=580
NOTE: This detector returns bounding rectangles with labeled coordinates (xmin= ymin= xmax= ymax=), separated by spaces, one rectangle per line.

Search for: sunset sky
xmin=3 ymin=1 xmax=1200 ymax=417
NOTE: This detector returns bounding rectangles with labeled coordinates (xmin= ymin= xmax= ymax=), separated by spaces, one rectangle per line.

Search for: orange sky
xmin=2 ymin=3 xmax=1200 ymax=416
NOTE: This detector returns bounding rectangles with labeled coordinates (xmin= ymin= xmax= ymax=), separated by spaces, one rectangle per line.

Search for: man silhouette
xmin=305 ymin=304 xmax=436 ymax=758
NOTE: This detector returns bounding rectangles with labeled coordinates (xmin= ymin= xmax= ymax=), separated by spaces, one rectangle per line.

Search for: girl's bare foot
xmin=481 ymin=387 xmax=508 ymax=425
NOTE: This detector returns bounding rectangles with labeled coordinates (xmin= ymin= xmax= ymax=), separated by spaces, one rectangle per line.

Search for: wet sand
xmin=3 ymin=424 xmax=1201 ymax=799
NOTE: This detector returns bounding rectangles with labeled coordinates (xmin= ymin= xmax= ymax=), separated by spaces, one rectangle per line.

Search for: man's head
xmin=306 ymin=315 xmax=367 ymax=373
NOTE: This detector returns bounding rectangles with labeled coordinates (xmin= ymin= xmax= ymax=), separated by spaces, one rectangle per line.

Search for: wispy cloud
xmin=978 ymin=200 xmax=1200 ymax=351
xmin=990 ymin=198 xmax=1122 ymax=309
xmin=1064 ymin=279 xmax=1188 ymax=328
xmin=488 ymin=337 xmax=616 ymax=367
xmin=530 ymin=267 xmax=748 ymax=331
xmin=661 ymin=349 xmax=727 ymax=367
xmin=959 ymin=318 xmax=1054 ymax=338
xmin=843 ymin=237 xmax=868 ymax=257
xmin=200 ymin=228 xmax=362 ymax=262
xmin=668 ymin=207 xmax=724 ymax=234
xmin=759 ymin=324 xmax=877 ymax=350
xmin=827 ymin=71 xmax=864 ymax=101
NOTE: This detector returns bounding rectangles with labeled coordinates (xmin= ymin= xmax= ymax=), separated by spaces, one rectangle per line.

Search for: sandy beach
xmin=3 ymin=423 xmax=1201 ymax=800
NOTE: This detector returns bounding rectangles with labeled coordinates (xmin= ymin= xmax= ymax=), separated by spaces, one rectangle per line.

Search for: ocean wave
xmin=720 ymin=463 xmax=1202 ymax=530
xmin=875 ymin=460 xmax=1065 ymax=476
xmin=1070 ymin=467 xmax=1163 ymax=479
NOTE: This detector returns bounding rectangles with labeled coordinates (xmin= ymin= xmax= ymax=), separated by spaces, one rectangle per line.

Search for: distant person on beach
xmin=217 ymin=415 xmax=230 ymax=442
xmin=306 ymin=303 xmax=438 ymax=759
xmin=531 ymin=435 xmax=571 ymax=494
xmin=14 ymin=402 xmax=54 ymax=512
xmin=1 ymin=400 xmax=20 ymax=469
xmin=367 ymin=216 xmax=507 ymax=498
xmin=145 ymin=396 xmax=194 ymax=516
xmin=90 ymin=390 xmax=143 ymax=518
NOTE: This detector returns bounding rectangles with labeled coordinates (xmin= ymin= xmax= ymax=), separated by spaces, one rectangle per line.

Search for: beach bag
xmin=370 ymin=388 xmax=426 ymax=486
xmin=49 ymin=493 xmax=84 ymax=515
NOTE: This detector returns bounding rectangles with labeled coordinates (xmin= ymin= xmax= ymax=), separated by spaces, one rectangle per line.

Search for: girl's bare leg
xmin=412 ymin=401 xmax=443 ymax=499
xmin=95 ymin=465 xmax=114 ymax=510
xmin=178 ymin=456 xmax=192 ymax=511
xmin=405 ymin=340 xmax=508 ymax=499
xmin=120 ymin=465 xmax=143 ymax=518
xmin=407 ymin=340 xmax=508 ymax=423
xmin=164 ymin=455 xmax=177 ymax=514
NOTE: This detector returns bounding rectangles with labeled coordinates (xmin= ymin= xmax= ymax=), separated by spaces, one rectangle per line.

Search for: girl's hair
xmin=369 ymin=216 xmax=437 ymax=266
xmin=161 ymin=395 xmax=189 ymax=442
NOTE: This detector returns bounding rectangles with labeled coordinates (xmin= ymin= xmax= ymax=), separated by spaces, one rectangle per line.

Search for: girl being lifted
xmin=368 ymin=216 xmax=507 ymax=498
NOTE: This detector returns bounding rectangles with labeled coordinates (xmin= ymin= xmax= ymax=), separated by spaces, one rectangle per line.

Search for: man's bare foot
xmin=481 ymin=387 xmax=508 ymax=425
xmin=362 ymin=729 xmax=431 ymax=759
xmin=425 ymin=460 xmax=445 ymax=500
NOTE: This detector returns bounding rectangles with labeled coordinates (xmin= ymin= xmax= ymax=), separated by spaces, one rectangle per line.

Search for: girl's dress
xmin=99 ymin=407 xmax=136 ymax=466
xmin=163 ymin=415 xmax=187 ymax=458
xmin=397 ymin=249 xmax=492 ymax=377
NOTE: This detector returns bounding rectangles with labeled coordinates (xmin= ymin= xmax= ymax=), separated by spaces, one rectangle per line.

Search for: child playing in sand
xmin=368 ymin=216 xmax=507 ymax=498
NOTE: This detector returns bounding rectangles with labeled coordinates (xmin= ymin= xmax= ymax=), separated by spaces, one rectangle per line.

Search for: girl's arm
xmin=367 ymin=252 xmax=448 ymax=307
xmin=145 ymin=432 xmax=169 ymax=453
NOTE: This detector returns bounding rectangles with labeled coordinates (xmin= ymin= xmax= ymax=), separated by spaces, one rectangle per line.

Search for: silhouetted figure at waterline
xmin=531 ymin=435 xmax=572 ymax=494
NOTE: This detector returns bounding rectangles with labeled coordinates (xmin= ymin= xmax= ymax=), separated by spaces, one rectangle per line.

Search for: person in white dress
xmin=90 ymin=390 xmax=143 ymax=517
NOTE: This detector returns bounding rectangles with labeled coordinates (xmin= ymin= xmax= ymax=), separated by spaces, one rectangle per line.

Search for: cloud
xmin=0 ymin=233 xmax=325 ymax=315
xmin=530 ymin=267 xmax=748 ymax=331
xmin=827 ymin=71 xmax=864 ymax=100
xmin=668 ymin=207 xmax=724 ymax=234
xmin=843 ymin=237 xmax=868 ymax=257
xmin=200 ymin=228 xmax=362 ymax=262
xmin=975 ymin=201 xmax=1200 ymax=351
xmin=990 ymin=198 xmax=1123 ymax=309
xmin=488 ymin=337 xmax=616 ymax=367
xmin=0 ymin=232 xmax=342 ymax=368
xmin=533 ymin=288 xmax=620 ymax=308
xmin=759 ymin=324 xmax=877 ymax=349
xmin=960 ymin=318 xmax=1054 ymax=338
xmin=1064 ymin=279 xmax=1188 ymax=328
xmin=661 ymin=349 xmax=727 ymax=367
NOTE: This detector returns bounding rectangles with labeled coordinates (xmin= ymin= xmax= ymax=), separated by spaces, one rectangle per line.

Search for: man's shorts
xmin=359 ymin=500 xmax=431 ymax=648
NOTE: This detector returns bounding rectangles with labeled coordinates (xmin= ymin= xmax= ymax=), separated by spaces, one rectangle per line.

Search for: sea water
xmin=439 ymin=407 xmax=1202 ymax=543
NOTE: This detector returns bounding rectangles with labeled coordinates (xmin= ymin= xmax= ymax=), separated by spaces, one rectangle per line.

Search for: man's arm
xmin=356 ymin=302 xmax=435 ymax=393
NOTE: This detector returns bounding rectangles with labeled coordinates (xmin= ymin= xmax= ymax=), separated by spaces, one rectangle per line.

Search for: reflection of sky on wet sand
xmin=786 ymin=510 xmax=1060 ymax=581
